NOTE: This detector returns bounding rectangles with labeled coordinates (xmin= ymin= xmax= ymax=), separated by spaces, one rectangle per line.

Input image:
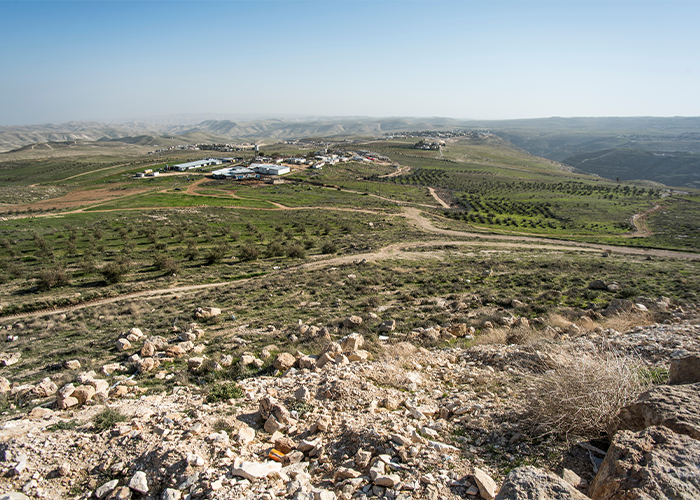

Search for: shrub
xmin=37 ymin=267 xmax=71 ymax=290
xmin=205 ymin=243 xmax=230 ymax=265
xmin=154 ymin=254 xmax=180 ymax=274
xmin=321 ymin=241 xmax=337 ymax=254
xmin=184 ymin=241 xmax=200 ymax=261
xmin=238 ymin=244 xmax=259 ymax=262
xmin=266 ymin=241 xmax=285 ymax=258
xmin=101 ymin=258 xmax=131 ymax=284
xmin=92 ymin=408 xmax=128 ymax=432
xmin=286 ymin=244 xmax=306 ymax=259
xmin=207 ymin=382 xmax=244 ymax=403
xmin=527 ymin=348 xmax=651 ymax=437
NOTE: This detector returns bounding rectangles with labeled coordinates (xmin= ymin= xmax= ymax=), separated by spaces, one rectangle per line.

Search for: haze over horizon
xmin=2 ymin=1 xmax=699 ymax=126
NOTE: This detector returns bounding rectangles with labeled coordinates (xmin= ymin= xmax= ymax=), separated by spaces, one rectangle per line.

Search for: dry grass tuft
xmin=527 ymin=348 xmax=650 ymax=438
xmin=598 ymin=311 xmax=653 ymax=333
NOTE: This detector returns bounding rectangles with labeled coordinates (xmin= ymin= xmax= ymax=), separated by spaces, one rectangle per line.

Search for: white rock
xmin=231 ymin=461 xmax=282 ymax=481
xmin=95 ymin=479 xmax=119 ymax=499
xmin=129 ymin=471 xmax=149 ymax=494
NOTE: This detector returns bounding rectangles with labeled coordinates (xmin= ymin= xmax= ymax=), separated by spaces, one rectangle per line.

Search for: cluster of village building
xmin=135 ymin=148 xmax=388 ymax=181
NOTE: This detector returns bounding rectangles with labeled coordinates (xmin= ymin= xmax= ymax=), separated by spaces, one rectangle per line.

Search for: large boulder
xmin=343 ymin=315 xmax=363 ymax=328
xmin=339 ymin=333 xmax=364 ymax=353
xmin=669 ymin=355 xmax=700 ymax=385
xmin=194 ymin=307 xmax=221 ymax=320
xmin=273 ymin=353 xmax=296 ymax=371
xmin=615 ymin=383 xmax=700 ymax=440
xmin=495 ymin=466 xmax=589 ymax=500
xmin=589 ymin=426 xmax=700 ymax=500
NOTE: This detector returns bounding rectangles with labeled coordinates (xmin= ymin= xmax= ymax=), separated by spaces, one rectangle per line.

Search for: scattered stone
xmin=231 ymin=461 xmax=282 ymax=481
xmin=589 ymin=426 xmax=700 ymax=500
xmin=379 ymin=320 xmax=396 ymax=332
xmin=0 ymin=352 xmax=21 ymax=367
xmin=615 ymin=383 xmax=700 ymax=439
xmin=162 ymin=489 xmax=181 ymax=500
xmin=116 ymin=338 xmax=131 ymax=352
xmin=473 ymin=467 xmax=499 ymax=500
xmin=339 ymin=332 xmax=364 ymax=352
xmin=669 ymin=355 xmax=700 ymax=384
xmin=96 ymin=480 xmax=119 ymax=499
xmin=64 ymin=359 xmax=81 ymax=370
xmin=237 ymin=426 xmax=255 ymax=444
xmin=274 ymin=353 xmax=296 ymax=371
xmin=495 ymin=466 xmax=588 ymax=500
xmin=343 ymin=316 xmax=363 ymax=328
xmin=194 ymin=307 xmax=221 ymax=319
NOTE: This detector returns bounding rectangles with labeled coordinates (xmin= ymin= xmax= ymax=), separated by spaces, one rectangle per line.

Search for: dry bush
xmin=527 ymin=348 xmax=650 ymax=438
xmin=544 ymin=313 xmax=573 ymax=329
xmin=367 ymin=362 xmax=420 ymax=391
xmin=474 ymin=327 xmax=508 ymax=345
xmin=598 ymin=311 xmax=653 ymax=333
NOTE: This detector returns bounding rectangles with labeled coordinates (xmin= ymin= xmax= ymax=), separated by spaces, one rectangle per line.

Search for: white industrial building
xmin=172 ymin=158 xmax=223 ymax=172
xmin=211 ymin=167 xmax=259 ymax=180
xmin=250 ymin=163 xmax=290 ymax=176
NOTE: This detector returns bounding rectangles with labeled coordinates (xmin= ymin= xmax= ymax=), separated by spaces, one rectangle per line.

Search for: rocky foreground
xmin=0 ymin=304 xmax=699 ymax=500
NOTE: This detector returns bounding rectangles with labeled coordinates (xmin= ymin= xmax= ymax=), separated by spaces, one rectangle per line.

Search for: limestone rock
xmin=379 ymin=320 xmax=396 ymax=332
xmin=116 ymin=338 xmax=131 ymax=352
xmin=589 ymin=426 xmax=700 ymax=500
xmin=320 ymin=342 xmax=342 ymax=359
xmin=299 ymin=355 xmax=317 ymax=370
xmin=166 ymin=345 xmax=186 ymax=358
xmin=194 ymin=306 xmax=221 ymax=319
xmin=162 ymin=489 xmax=181 ymax=500
xmin=231 ymin=461 xmax=282 ymax=481
xmin=0 ymin=352 xmax=21 ymax=367
xmin=140 ymin=342 xmax=155 ymax=358
xmin=315 ymin=352 xmax=335 ymax=369
xmin=347 ymin=350 xmax=369 ymax=362
xmin=339 ymin=332 xmax=364 ymax=352
xmin=33 ymin=377 xmax=57 ymax=397
xmin=64 ymin=359 xmax=81 ymax=370
xmin=615 ymin=383 xmax=700 ymax=439
xmin=236 ymin=426 xmax=255 ymax=444
xmin=137 ymin=357 xmax=157 ymax=373
xmin=274 ymin=353 xmax=296 ymax=371
xmin=473 ymin=467 xmax=499 ymax=500
xmin=495 ymin=466 xmax=588 ymax=500
xmin=105 ymin=486 xmax=131 ymax=500
xmin=71 ymin=384 xmax=95 ymax=405
xmin=96 ymin=479 xmax=119 ymax=499
xmin=343 ymin=315 xmax=363 ymax=328
xmin=669 ymin=355 xmax=700 ymax=384
xmin=0 ymin=377 xmax=10 ymax=395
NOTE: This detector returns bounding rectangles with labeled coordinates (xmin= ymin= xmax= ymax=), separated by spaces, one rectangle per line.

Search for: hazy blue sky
xmin=1 ymin=1 xmax=698 ymax=125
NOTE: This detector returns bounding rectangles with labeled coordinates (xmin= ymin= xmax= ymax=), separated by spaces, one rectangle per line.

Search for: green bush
xmin=205 ymin=243 xmax=230 ymax=265
xmin=92 ymin=407 xmax=128 ymax=432
xmin=100 ymin=258 xmax=131 ymax=284
xmin=207 ymin=382 xmax=244 ymax=403
xmin=154 ymin=254 xmax=180 ymax=274
xmin=321 ymin=241 xmax=337 ymax=254
xmin=238 ymin=244 xmax=259 ymax=262
xmin=286 ymin=243 xmax=306 ymax=259
xmin=37 ymin=267 xmax=71 ymax=290
xmin=266 ymin=241 xmax=285 ymax=258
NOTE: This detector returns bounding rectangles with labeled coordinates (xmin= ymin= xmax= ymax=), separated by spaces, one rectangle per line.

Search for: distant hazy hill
xmin=0 ymin=117 xmax=487 ymax=152
xmin=489 ymin=116 xmax=700 ymax=160
xmin=563 ymin=148 xmax=700 ymax=188
xmin=0 ymin=122 xmax=157 ymax=152
xmin=2 ymin=117 xmax=700 ymax=189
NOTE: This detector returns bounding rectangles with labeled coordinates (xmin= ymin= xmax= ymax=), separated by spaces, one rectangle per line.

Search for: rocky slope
xmin=0 ymin=304 xmax=698 ymax=500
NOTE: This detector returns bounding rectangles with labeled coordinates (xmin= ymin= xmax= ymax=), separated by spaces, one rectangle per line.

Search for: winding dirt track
xmin=4 ymin=202 xmax=698 ymax=321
